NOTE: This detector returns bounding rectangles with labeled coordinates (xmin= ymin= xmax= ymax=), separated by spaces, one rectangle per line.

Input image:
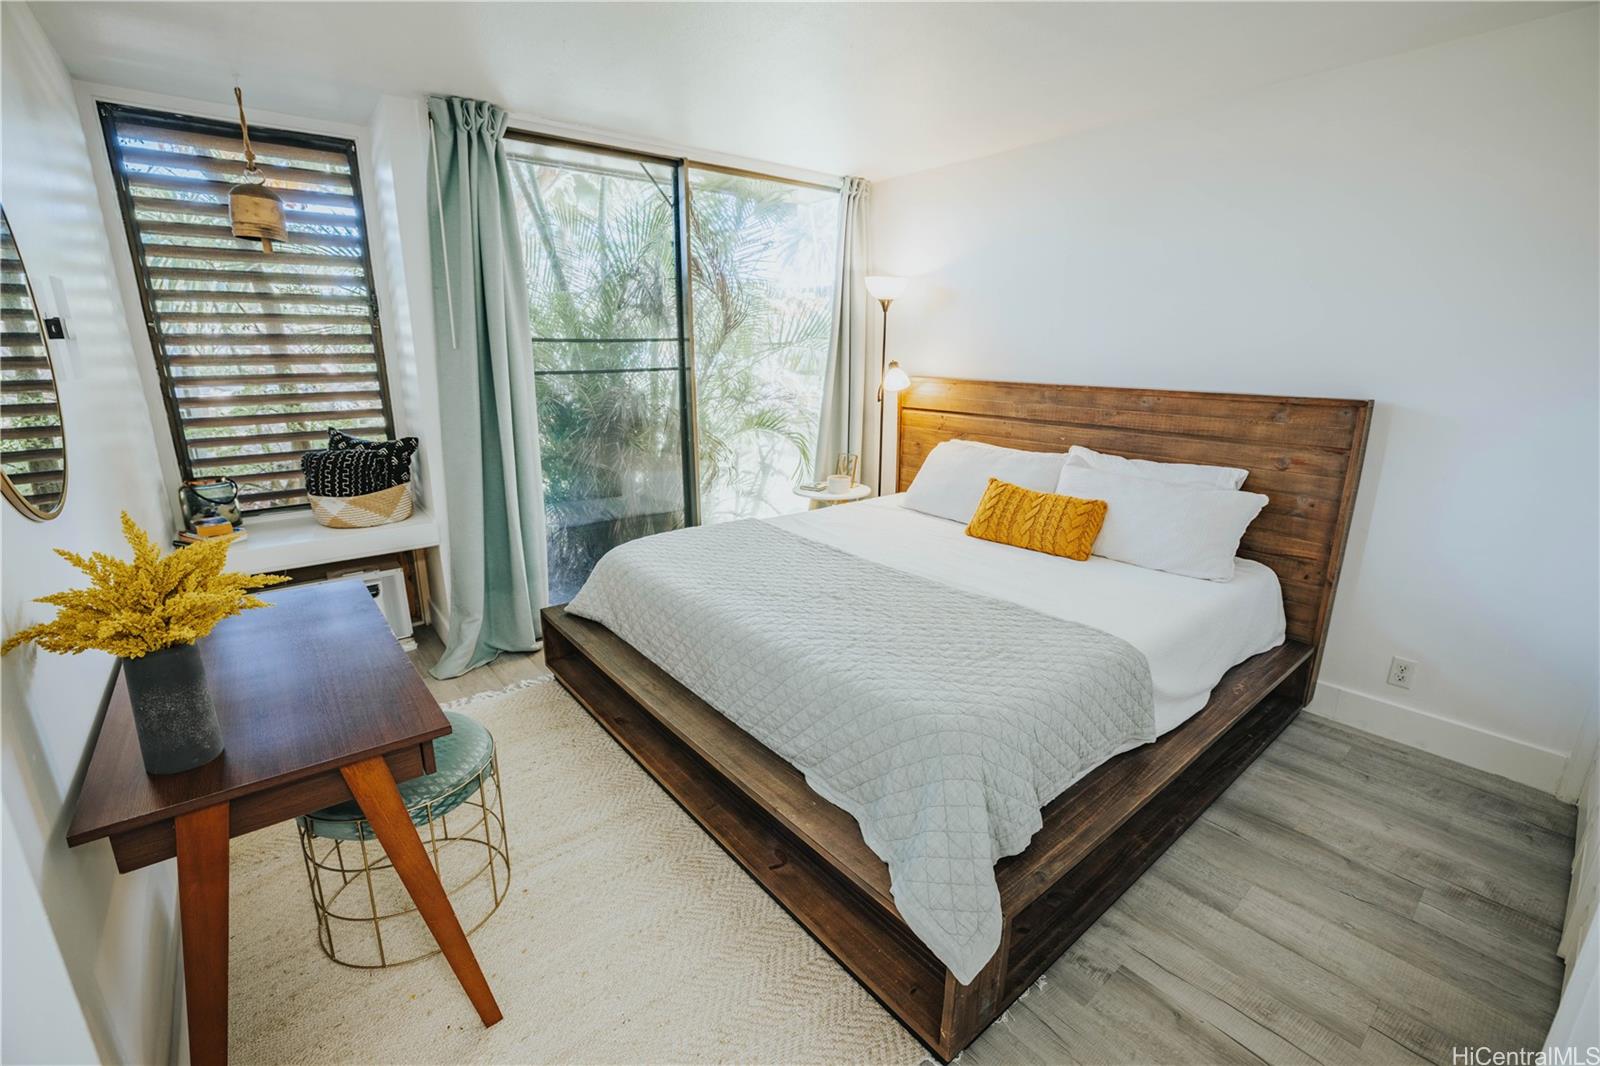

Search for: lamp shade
xmin=883 ymin=361 xmax=910 ymax=393
xmin=865 ymin=275 xmax=908 ymax=302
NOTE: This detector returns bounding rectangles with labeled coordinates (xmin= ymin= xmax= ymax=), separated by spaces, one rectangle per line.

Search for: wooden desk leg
xmin=341 ymin=756 xmax=503 ymax=1026
xmin=175 ymin=803 xmax=231 ymax=1066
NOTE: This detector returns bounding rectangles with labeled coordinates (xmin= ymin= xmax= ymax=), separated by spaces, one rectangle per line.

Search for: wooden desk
xmin=67 ymin=581 xmax=502 ymax=1064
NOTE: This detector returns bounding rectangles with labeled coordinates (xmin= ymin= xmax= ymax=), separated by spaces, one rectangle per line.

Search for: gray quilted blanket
xmin=566 ymin=519 xmax=1154 ymax=983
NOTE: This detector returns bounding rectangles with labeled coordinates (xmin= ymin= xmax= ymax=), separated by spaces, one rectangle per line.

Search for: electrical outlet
xmin=1387 ymin=656 xmax=1416 ymax=690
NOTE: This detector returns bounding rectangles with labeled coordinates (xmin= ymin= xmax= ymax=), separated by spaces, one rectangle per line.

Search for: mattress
xmin=770 ymin=495 xmax=1286 ymax=735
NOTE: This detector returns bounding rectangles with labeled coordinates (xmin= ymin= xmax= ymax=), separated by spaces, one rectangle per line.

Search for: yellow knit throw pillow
xmin=965 ymin=477 xmax=1108 ymax=561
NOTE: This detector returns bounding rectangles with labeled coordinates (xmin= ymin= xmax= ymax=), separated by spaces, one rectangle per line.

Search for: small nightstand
xmin=793 ymin=483 xmax=873 ymax=508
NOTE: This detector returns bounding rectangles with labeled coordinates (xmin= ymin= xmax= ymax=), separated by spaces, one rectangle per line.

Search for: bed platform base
xmin=544 ymin=604 xmax=1313 ymax=1061
xmin=542 ymin=378 xmax=1370 ymax=1059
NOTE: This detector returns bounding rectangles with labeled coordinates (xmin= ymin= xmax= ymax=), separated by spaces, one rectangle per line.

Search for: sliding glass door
xmin=688 ymin=169 xmax=839 ymax=522
xmin=507 ymin=135 xmax=841 ymax=598
xmin=506 ymin=139 xmax=693 ymax=602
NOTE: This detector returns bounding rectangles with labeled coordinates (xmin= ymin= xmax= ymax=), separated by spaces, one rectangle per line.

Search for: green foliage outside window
xmin=508 ymin=144 xmax=838 ymax=598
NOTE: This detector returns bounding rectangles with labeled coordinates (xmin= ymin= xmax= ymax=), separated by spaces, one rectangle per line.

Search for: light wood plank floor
xmin=407 ymin=627 xmax=1576 ymax=1065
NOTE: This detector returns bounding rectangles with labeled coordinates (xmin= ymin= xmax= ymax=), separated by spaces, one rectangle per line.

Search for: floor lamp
xmin=865 ymin=275 xmax=910 ymax=495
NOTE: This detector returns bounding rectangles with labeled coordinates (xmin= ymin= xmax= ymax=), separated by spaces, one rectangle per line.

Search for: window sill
xmin=223 ymin=506 xmax=441 ymax=574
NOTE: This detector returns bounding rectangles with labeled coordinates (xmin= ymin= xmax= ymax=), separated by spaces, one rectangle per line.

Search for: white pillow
xmin=1055 ymin=466 xmax=1268 ymax=581
xmin=1064 ymin=445 xmax=1248 ymax=490
xmin=903 ymin=440 xmax=1064 ymax=524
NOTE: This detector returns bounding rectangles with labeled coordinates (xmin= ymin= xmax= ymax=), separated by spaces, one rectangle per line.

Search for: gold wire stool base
xmin=297 ymin=750 xmax=510 ymax=969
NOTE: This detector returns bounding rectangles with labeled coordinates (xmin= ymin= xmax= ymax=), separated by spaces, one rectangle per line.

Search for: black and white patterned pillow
xmin=326 ymin=428 xmax=418 ymax=485
xmin=302 ymin=448 xmax=404 ymax=498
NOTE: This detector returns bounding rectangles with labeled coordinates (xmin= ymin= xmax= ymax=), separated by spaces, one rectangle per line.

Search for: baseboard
xmin=1306 ymin=682 xmax=1569 ymax=796
xmin=427 ymin=595 xmax=451 ymax=644
xmin=1555 ymin=711 xmax=1598 ymax=804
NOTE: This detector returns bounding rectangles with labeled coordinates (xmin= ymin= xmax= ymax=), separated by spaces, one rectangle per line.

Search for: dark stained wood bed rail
xmin=546 ymin=377 xmax=1372 ymax=1061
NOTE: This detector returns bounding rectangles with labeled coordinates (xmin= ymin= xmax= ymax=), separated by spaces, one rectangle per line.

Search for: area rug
xmin=227 ymin=674 xmax=929 ymax=1065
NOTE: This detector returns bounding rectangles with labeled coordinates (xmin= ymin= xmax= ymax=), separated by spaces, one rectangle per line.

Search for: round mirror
xmin=1 ymin=206 xmax=67 ymax=520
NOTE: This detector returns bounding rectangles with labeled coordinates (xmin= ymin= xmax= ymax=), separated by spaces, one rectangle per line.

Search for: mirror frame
xmin=1 ymin=205 xmax=68 ymax=521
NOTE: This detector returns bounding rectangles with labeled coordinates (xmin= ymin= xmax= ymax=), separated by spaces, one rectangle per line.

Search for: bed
xmin=542 ymin=377 xmax=1371 ymax=1060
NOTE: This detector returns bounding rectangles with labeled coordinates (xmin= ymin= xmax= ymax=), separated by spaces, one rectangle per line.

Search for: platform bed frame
xmin=543 ymin=378 xmax=1371 ymax=1061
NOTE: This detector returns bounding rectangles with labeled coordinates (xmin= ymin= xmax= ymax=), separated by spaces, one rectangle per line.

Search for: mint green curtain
xmin=815 ymin=176 xmax=871 ymax=481
xmin=427 ymin=96 xmax=547 ymax=679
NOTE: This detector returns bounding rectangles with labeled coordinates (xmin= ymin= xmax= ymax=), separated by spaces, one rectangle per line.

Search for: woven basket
xmin=308 ymin=483 xmax=413 ymax=529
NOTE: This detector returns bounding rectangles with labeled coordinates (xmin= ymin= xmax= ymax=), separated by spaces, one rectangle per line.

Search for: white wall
xmin=872 ymin=7 xmax=1599 ymax=793
xmin=368 ymin=94 xmax=454 ymax=633
xmin=1 ymin=4 xmax=181 ymax=1061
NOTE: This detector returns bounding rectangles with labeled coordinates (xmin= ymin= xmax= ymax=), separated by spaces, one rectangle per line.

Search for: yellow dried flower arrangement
xmin=1 ymin=512 xmax=289 ymax=660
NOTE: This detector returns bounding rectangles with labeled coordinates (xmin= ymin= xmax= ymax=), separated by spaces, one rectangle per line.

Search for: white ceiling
xmin=31 ymin=1 xmax=1585 ymax=180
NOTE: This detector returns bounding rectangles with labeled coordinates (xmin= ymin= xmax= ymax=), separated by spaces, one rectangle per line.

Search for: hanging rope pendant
xmin=228 ymin=87 xmax=288 ymax=253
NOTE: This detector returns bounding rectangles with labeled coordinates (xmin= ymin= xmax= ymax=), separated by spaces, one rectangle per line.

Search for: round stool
xmin=296 ymin=711 xmax=510 ymax=968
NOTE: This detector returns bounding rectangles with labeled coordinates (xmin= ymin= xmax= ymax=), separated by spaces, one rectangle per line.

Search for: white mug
xmin=826 ymin=474 xmax=851 ymax=495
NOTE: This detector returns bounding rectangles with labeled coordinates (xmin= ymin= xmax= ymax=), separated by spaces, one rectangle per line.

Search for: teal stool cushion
xmin=299 ymin=711 xmax=495 ymax=842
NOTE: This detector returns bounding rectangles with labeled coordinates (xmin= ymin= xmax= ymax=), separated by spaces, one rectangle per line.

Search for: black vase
xmin=122 ymin=643 xmax=224 ymax=775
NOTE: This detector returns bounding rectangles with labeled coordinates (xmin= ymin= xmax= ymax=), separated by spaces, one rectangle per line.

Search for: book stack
xmin=171 ymin=528 xmax=248 ymax=548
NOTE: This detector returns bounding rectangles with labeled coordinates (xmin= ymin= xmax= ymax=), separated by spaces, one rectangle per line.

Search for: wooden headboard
xmin=896 ymin=377 xmax=1372 ymax=683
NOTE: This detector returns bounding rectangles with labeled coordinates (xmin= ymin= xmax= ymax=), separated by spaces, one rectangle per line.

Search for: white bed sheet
xmin=770 ymin=495 xmax=1286 ymax=735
